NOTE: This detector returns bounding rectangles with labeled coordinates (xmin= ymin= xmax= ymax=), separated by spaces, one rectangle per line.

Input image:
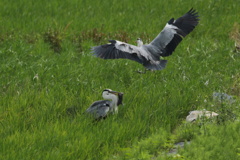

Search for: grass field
xmin=0 ymin=0 xmax=240 ymax=159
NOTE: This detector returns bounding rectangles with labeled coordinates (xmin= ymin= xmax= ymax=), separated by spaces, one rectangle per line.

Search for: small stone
xmin=186 ymin=110 xmax=219 ymax=122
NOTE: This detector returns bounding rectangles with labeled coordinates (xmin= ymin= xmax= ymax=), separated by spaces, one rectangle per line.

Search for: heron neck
xmin=137 ymin=41 xmax=143 ymax=47
xmin=111 ymin=96 xmax=118 ymax=107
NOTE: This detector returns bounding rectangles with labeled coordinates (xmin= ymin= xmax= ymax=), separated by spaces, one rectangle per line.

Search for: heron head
xmin=102 ymin=89 xmax=124 ymax=105
xmin=136 ymin=38 xmax=143 ymax=47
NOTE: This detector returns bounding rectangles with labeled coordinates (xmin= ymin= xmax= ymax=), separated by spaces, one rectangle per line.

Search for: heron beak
xmin=109 ymin=90 xmax=123 ymax=96
xmin=109 ymin=91 xmax=124 ymax=106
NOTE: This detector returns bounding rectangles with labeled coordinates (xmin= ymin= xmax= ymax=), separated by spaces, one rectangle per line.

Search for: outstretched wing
xmin=148 ymin=8 xmax=199 ymax=57
xmin=91 ymin=40 xmax=146 ymax=64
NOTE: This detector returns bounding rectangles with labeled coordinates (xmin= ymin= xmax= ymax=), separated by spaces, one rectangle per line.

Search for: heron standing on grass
xmin=91 ymin=8 xmax=199 ymax=71
xmin=86 ymin=89 xmax=124 ymax=120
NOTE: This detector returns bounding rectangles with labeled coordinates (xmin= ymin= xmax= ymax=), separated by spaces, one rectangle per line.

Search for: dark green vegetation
xmin=0 ymin=0 xmax=240 ymax=159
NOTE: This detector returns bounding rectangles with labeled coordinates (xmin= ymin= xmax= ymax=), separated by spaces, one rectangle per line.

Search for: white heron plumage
xmin=86 ymin=89 xmax=123 ymax=120
xmin=136 ymin=38 xmax=143 ymax=47
xmin=91 ymin=8 xmax=199 ymax=70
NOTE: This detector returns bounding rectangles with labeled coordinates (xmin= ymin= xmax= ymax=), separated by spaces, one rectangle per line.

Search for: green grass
xmin=0 ymin=0 xmax=240 ymax=159
xmin=178 ymin=122 xmax=240 ymax=160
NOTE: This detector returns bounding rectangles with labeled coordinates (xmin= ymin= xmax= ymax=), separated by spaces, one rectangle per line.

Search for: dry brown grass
xmin=229 ymin=23 xmax=240 ymax=52
xmin=229 ymin=73 xmax=240 ymax=96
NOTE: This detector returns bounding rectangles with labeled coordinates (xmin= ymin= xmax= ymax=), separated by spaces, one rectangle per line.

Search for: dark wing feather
xmin=86 ymin=100 xmax=110 ymax=119
xmin=91 ymin=40 xmax=144 ymax=64
xmin=172 ymin=8 xmax=199 ymax=36
xmin=149 ymin=8 xmax=199 ymax=57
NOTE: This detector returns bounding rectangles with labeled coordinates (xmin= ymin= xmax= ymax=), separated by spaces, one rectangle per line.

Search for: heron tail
xmin=143 ymin=60 xmax=167 ymax=70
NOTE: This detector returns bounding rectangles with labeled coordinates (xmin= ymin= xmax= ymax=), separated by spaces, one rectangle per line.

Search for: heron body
xmin=92 ymin=8 xmax=199 ymax=70
xmin=86 ymin=89 xmax=123 ymax=120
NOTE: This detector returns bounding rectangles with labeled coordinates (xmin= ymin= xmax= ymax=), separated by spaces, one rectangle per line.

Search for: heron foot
xmin=135 ymin=69 xmax=147 ymax=74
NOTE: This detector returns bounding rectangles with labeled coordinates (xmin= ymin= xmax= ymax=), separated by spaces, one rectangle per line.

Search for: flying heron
xmin=91 ymin=8 xmax=199 ymax=71
xmin=86 ymin=89 xmax=124 ymax=120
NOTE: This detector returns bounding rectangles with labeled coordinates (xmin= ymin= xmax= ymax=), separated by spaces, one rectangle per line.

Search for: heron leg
xmin=114 ymin=107 xmax=118 ymax=114
xmin=135 ymin=68 xmax=153 ymax=74
xmin=135 ymin=68 xmax=146 ymax=74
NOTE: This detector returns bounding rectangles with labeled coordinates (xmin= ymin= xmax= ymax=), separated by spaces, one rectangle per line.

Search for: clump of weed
xmin=229 ymin=23 xmax=240 ymax=52
xmin=210 ymin=93 xmax=238 ymax=123
xmin=65 ymin=105 xmax=79 ymax=118
xmin=0 ymin=34 xmax=6 ymax=43
xmin=78 ymin=27 xmax=106 ymax=44
xmin=80 ymin=28 xmax=131 ymax=44
xmin=43 ymin=28 xmax=63 ymax=53
xmin=43 ymin=22 xmax=71 ymax=53
xmin=74 ymin=27 xmax=132 ymax=52
xmin=0 ymin=31 xmax=15 ymax=43
xmin=215 ymin=104 xmax=237 ymax=123
xmin=23 ymin=33 xmax=40 ymax=44
xmin=139 ymin=32 xmax=152 ymax=43
xmin=112 ymin=30 xmax=131 ymax=43
xmin=230 ymin=73 xmax=240 ymax=96
xmin=73 ymin=27 xmax=106 ymax=52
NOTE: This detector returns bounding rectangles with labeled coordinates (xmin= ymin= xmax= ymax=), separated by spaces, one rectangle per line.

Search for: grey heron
xmin=91 ymin=8 xmax=199 ymax=70
xmin=86 ymin=89 xmax=124 ymax=120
